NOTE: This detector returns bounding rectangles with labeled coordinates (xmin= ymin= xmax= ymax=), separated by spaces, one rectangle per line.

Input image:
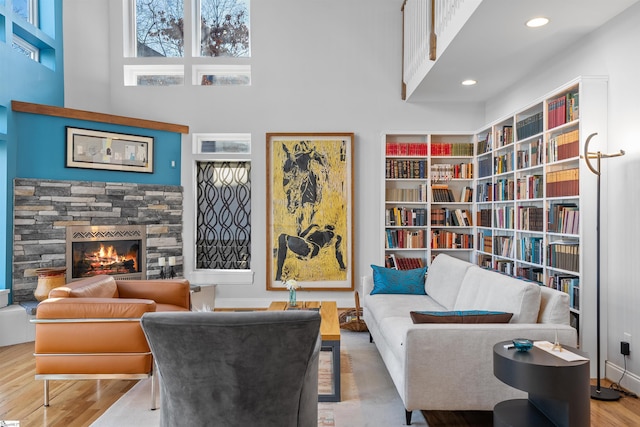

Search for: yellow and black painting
xmin=271 ymin=138 xmax=350 ymax=284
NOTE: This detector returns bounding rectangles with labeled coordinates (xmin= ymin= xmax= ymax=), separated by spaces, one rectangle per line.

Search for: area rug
xmin=91 ymin=331 xmax=431 ymax=426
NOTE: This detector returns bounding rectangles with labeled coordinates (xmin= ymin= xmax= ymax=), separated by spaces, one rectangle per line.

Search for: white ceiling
xmin=407 ymin=0 xmax=640 ymax=103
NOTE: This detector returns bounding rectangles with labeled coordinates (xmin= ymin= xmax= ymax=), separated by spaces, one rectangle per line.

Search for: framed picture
xmin=266 ymin=133 xmax=355 ymax=291
xmin=66 ymin=127 xmax=154 ymax=173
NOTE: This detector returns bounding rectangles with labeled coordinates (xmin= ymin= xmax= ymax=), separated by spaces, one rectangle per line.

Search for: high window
xmin=125 ymin=0 xmax=250 ymax=86
xmin=193 ymin=134 xmax=251 ymax=272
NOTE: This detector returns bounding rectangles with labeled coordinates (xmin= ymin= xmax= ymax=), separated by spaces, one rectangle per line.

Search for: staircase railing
xmin=401 ymin=0 xmax=468 ymax=100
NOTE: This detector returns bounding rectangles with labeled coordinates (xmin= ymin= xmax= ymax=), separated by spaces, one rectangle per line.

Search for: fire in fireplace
xmin=66 ymin=225 xmax=147 ymax=280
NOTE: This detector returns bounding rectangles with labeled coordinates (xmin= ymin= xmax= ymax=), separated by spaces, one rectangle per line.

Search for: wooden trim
xmin=11 ymin=100 xmax=189 ymax=134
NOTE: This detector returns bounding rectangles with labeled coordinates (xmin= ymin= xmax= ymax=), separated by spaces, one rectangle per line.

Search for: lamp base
xmin=590 ymin=385 xmax=621 ymax=401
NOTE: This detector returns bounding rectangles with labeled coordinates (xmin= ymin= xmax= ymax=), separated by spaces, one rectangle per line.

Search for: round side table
xmin=493 ymin=341 xmax=590 ymax=427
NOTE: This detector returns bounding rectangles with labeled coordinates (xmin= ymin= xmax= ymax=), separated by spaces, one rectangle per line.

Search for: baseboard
xmin=605 ymin=360 xmax=640 ymax=396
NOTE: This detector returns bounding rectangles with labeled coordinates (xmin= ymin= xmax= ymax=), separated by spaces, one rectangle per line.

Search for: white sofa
xmin=361 ymin=254 xmax=578 ymax=424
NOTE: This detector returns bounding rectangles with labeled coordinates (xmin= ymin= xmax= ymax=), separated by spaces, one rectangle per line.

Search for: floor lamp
xmin=583 ymin=132 xmax=625 ymax=401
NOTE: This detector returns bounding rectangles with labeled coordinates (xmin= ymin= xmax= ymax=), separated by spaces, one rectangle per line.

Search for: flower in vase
xmin=284 ymin=279 xmax=300 ymax=290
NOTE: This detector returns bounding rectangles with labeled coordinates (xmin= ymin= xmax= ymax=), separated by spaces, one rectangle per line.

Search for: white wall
xmin=63 ymin=0 xmax=484 ymax=309
xmin=64 ymin=0 xmax=640 ymax=390
xmin=485 ymin=2 xmax=640 ymax=393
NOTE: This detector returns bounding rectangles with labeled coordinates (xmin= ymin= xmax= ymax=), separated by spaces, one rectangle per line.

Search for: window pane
xmin=136 ymin=0 xmax=184 ymax=57
xmin=196 ymin=161 xmax=251 ymax=269
xmin=200 ymin=0 xmax=250 ymax=57
xmin=136 ymin=74 xmax=184 ymax=86
xmin=13 ymin=0 xmax=29 ymax=21
xmin=12 ymin=36 xmax=39 ymax=61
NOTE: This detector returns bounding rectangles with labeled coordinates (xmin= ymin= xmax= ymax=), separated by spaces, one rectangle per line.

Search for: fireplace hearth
xmin=67 ymin=225 xmax=147 ymax=281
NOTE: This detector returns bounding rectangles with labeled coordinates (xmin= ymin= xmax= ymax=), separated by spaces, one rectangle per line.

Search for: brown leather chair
xmin=33 ymin=275 xmax=191 ymax=407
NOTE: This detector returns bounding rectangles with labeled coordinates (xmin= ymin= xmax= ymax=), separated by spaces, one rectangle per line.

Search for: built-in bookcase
xmin=382 ymin=133 xmax=475 ymax=270
xmin=382 ymin=77 xmax=607 ymax=356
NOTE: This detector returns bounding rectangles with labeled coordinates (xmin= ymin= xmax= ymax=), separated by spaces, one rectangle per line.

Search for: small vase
xmin=288 ymin=288 xmax=297 ymax=307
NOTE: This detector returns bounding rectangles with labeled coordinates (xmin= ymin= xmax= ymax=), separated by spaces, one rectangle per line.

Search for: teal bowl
xmin=512 ymin=339 xmax=533 ymax=352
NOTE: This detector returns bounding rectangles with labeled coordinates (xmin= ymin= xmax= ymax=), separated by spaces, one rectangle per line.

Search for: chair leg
xmin=43 ymin=379 xmax=50 ymax=407
xmin=405 ymin=409 xmax=412 ymax=425
xmin=150 ymin=370 xmax=158 ymax=410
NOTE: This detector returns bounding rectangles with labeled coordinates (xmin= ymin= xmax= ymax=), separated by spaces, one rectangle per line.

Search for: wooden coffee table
xmin=268 ymin=301 xmax=341 ymax=402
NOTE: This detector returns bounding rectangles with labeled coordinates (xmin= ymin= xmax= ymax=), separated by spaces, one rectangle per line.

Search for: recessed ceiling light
xmin=526 ymin=17 xmax=549 ymax=28
xmin=461 ymin=79 xmax=477 ymax=86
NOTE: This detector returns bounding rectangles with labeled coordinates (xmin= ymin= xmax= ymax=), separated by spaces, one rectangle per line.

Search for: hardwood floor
xmin=2 ymin=341 xmax=639 ymax=426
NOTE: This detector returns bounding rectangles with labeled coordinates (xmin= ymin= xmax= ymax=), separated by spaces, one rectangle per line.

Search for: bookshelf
xmin=382 ymin=77 xmax=607 ymax=359
xmin=382 ymin=134 xmax=475 ymax=269
xmin=470 ymin=77 xmax=606 ymax=356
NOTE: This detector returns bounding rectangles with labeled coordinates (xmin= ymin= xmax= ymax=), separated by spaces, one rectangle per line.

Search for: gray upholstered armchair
xmin=140 ymin=310 xmax=321 ymax=427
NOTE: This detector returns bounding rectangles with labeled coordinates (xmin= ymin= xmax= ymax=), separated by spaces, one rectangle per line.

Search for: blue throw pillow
xmin=370 ymin=265 xmax=427 ymax=295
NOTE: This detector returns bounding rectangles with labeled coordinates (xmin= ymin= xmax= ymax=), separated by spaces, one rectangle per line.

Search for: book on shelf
xmin=386 ymin=159 xmax=428 ymax=179
xmin=386 ymin=142 xmax=428 ymax=156
xmin=516 ymin=111 xmax=544 ymax=140
xmin=494 ymin=260 xmax=514 ymax=275
xmin=494 ymin=235 xmax=514 ymax=258
xmin=548 ymin=92 xmax=579 ymax=129
xmin=516 ymin=266 xmax=544 ymax=284
xmin=496 ymin=125 xmax=513 ymax=147
xmin=384 ymin=253 xmax=398 ymax=269
xmin=385 ymin=229 xmax=426 ymax=249
xmin=547 ymin=129 xmax=579 ymax=162
xmin=389 ymin=256 xmax=425 ymax=270
xmin=431 ymin=142 xmax=474 ymax=157
xmin=548 ymin=203 xmax=579 ymax=234
xmin=460 ymin=186 xmax=473 ymax=202
xmin=385 ymin=185 xmax=428 ymax=202
xmin=386 ymin=207 xmax=428 ymax=227
xmin=431 ymin=230 xmax=473 ymax=249
xmin=494 ymin=151 xmax=514 ymax=174
xmin=546 ymin=169 xmax=579 ymax=197
xmin=516 ymin=175 xmax=543 ymax=200
xmin=547 ymin=241 xmax=580 ymax=272
xmin=517 ymin=205 xmax=544 ymax=231
xmin=477 ymin=230 xmax=493 ymax=253
xmin=477 ymin=209 xmax=493 ymax=227
xmin=494 ymin=205 xmax=514 ymax=229
xmin=516 ymin=236 xmax=543 ymax=264
xmin=547 ymin=274 xmax=580 ymax=310
xmin=431 ymin=185 xmax=455 ymax=202
xmin=431 ymin=163 xmax=474 ymax=180
xmin=477 ymin=132 xmax=492 ymax=154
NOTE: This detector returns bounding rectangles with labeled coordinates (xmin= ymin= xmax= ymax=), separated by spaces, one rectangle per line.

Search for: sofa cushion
xmin=366 ymin=294 xmax=447 ymax=321
xmin=410 ymin=310 xmax=513 ymax=324
xmin=453 ymin=267 xmax=541 ymax=323
xmin=424 ymin=254 xmax=475 ymax=309
xmin=370 ymin=265 xmax=427 ymax=295
xmin=537 ymin=286 xmax=570 ymax=325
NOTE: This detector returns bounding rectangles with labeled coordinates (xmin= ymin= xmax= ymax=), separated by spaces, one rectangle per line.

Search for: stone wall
xmin=12 ymin=179 xmax=183 ymax=302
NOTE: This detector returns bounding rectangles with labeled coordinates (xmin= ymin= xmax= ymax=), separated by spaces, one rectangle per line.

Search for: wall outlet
xmin=621 ymin=341 xmax=631 ymax=356
xmin=624 ymin=332 xmax=631 ymax=344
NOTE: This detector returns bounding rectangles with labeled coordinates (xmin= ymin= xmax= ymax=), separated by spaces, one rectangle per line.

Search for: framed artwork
xmin=266 ymin=133 xmax=355 ymax=291
xmin=66 ymin=127 xmax=154 ymax=173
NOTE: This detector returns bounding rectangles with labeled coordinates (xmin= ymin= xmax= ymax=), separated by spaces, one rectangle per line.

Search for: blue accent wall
xmin=14 ymin=113 xmax=182 ymax=185
xmin=0 ymin=1 xmax=64 ymax=301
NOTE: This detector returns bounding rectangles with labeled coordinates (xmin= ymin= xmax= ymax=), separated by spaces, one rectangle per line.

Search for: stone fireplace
xmin=67 ymin=225 xmax=147 ymax=280
xmin=12 ymin=178 xmax=184 ymax=303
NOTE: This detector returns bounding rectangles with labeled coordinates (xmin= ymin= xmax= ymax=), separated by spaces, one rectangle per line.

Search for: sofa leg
xmin=43 ymin=379 xmax=50 ymax=407
xmin=405 ymin=409 xmax=412 ymax=425
xmin=369 ymin=332 xmax=373 ymax=343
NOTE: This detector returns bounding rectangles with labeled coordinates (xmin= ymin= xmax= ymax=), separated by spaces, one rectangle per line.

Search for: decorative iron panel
xmin=196 ymin=161 xmax=251 ymax=269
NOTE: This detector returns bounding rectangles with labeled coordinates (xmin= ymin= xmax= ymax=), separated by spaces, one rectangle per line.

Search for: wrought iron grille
xmin=196 ymin=161 xmax=251 ymax=269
